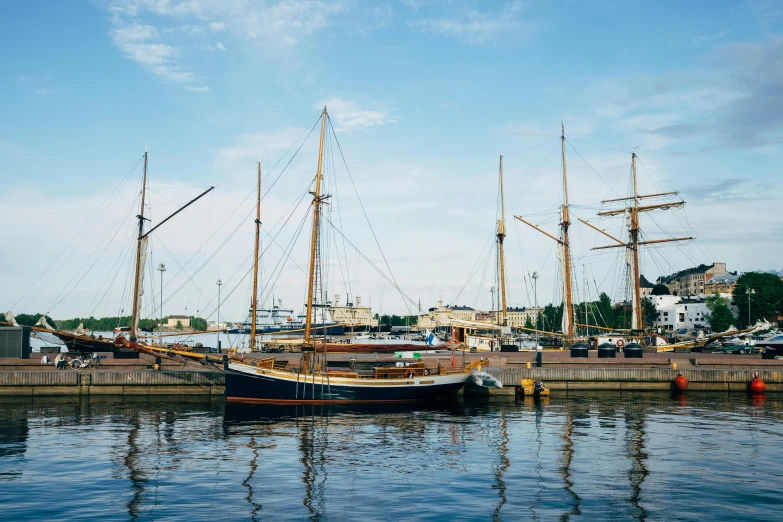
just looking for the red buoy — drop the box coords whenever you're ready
[673,374,688,392]
[750,377,766,394]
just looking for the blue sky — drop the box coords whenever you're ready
[2,1,782,322]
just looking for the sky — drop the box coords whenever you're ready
[1,0,782,324]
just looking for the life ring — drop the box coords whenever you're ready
[616,339,625,348]
[423,369,429,376]
[406,370,415,379]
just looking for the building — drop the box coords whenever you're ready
[649,294,738,331]
[652,298,711,331]
[416,300,477,329]
[656,263,729,296]
[640,275,655,296]
[704,273,741,294]
[329,295,379,327]
[417,300,542,331]
[477,307,542,328]
[167,315,191,328]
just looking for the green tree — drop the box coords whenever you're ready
[732,272,783,328]
[542,303,562,332]
[596,293,613,328]
[524,316,534,329]
[706,292,735,332]
[643,298,659,329]
[12,313,57,328]
[190,317,208,331]
[175,320,183,330]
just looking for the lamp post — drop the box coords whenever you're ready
[532,271,539,350]
[746,288,755,328]
[157,263,166,346]
[217,279,223,350]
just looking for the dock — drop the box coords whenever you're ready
[1,350,781,397]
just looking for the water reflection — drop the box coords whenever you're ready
[0,394,782,521]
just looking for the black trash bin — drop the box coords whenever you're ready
[570,342,589,358]
[597,343,617,358]
[624,343,643,358]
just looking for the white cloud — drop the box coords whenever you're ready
[317,98,396,129]
[109,20,207,89]
[104,1,346,88]
[408,0,528,44]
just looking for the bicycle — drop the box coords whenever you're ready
[69,354,101,370]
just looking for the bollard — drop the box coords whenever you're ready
[536,351,543,367]
[526,362,531,369]
[570,343,589,358]
[671,362,677,370]
[597,343,616,358]
[624,343,643,359]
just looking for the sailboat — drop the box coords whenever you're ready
[13,149,214,353]
[224,108,472,404]
[515,124,576,347]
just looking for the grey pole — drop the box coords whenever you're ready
[217,279,223,350]
[532,271,539,350]
[157,263,166,347]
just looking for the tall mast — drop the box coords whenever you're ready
[304,107,328,345]
[630,150,642,331]
[582,149,693,338]
[497,152,508,326]
[249,159,262,350]
[130,148,148,342]
[560,123,574,344]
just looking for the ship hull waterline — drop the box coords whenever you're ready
[225,362,468,404]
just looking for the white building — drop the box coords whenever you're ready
[649,294,738,331]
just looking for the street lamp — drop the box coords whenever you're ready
[157,263,166,346]
[746,288,756,328]
[217,279,223,350]
[532,271,539,351]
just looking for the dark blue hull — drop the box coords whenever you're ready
[225,370,464,404]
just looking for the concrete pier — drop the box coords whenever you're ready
[0,370,225,396]
[479,367,783,394]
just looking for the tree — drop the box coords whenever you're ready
[524,316,534,329]
[596,293,613,328]
[190,317,208,331]
[732,272,783,328]
[643,298,659,328]
[13,313,57,328]
[706,292,735,332]
[651,284,670,296]
[175,320,183,330]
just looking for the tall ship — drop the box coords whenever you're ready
[225,107,472,403]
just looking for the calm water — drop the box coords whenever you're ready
[1,393,781,521]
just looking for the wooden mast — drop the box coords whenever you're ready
[560,123,574,345]
[582,150,693,336]
[130,148,148,342]
[249,159,262,350]
[630,150,642,331]
[304,107,327,345]
[512,123,575,345]
[497,152,508,326]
